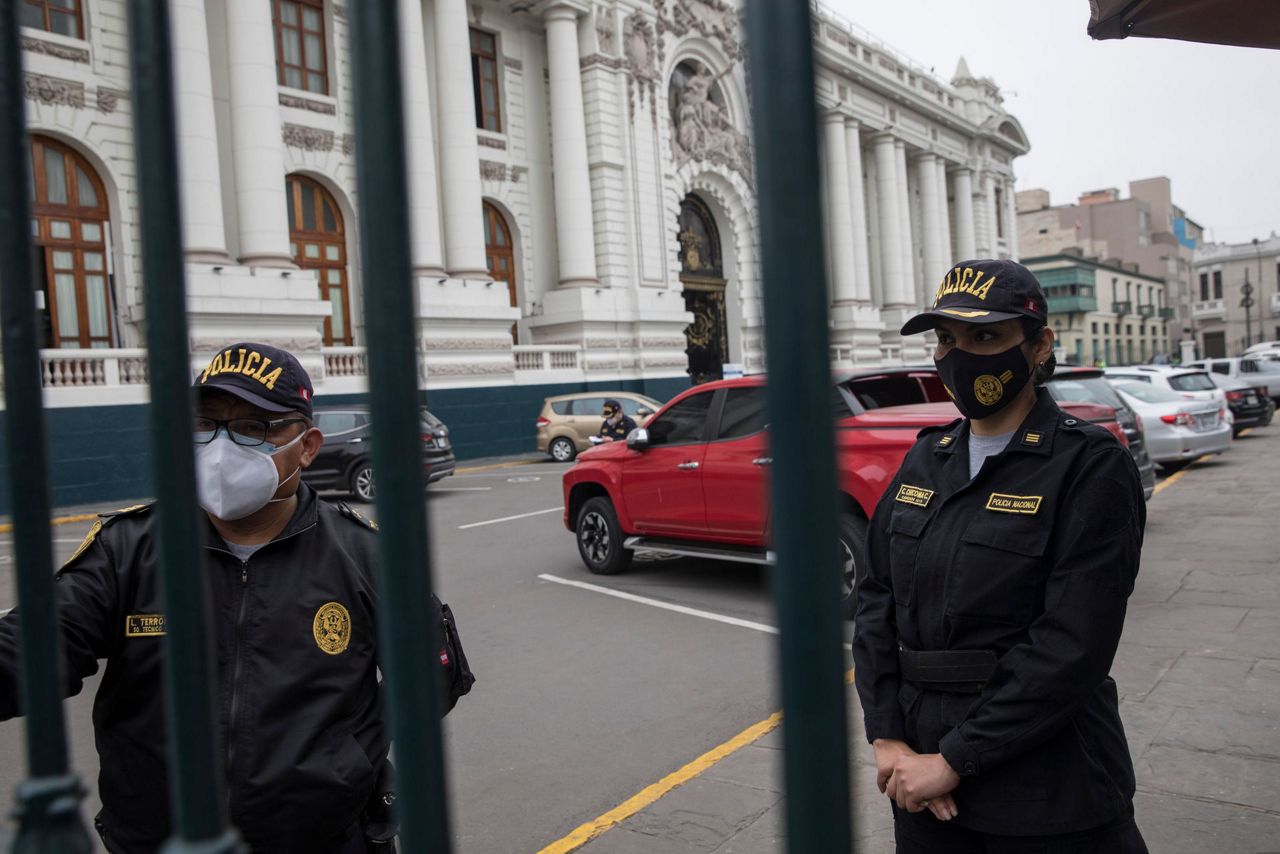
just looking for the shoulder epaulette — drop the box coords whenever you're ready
[917,417,963,440]
[61,503,152,570]
[335,502,379,532]
[98,503,154,523]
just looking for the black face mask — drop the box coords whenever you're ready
[935,340,1033,420]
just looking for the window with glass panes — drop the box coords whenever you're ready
[483,202,517,340]
[273,0,327,94]
[286,175,351,345]
[20,0,83,38]
[29,136,114,349]
[470,28,502,132]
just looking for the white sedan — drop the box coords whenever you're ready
[1111,381,1232,471]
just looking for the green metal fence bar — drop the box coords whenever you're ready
[744,1,854,851]
[0,0,95,847]
[123,0,241,849]
[349,1,453,852]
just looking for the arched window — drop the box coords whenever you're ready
[286,175,351,345]
[482,202,517,341]
[30,136,113,349]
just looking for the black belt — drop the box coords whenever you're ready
[898,645,997,694]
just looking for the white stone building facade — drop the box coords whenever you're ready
[16,0,1028,416]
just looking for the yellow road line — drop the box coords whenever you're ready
[1151,468,1188,497]
[454,458,542,474]
[0,512,99,534]
[536,712,784,854]
[539,667,854,854]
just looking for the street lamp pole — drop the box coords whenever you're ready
[1242,267,1253,350]
[1254,237,1266,343]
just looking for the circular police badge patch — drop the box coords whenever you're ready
[973,374,1004,406]
[312,602,351,655]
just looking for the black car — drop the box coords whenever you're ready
[1209,374,1275,435]
[302,406,456,501]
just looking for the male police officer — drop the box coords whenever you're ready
[596,399,637,443]
[0,343,389,853]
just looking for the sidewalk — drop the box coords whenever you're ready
[573,425,1280,853]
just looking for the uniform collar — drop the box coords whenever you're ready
[932,387,1060,457]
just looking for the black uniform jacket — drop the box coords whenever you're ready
[599,414,638,441]
[0,484,388,853]
[852,388,1146,836]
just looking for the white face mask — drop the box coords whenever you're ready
[195,430,304,521]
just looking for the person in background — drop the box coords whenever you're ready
[852,260,1149,853]
[596,399,637,443]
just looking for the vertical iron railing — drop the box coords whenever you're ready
[745,1,854,851]
[349,2,454,853]
[123,0,242,850]
[0,0,94,848]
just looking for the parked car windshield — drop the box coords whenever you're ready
[1045,375,1125,410]
[1167,372,1216,392]
[1115,382,1185,404]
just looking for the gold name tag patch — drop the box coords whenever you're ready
[125,614,167,637]
[986,493,1042,515]
[895,485,935,508]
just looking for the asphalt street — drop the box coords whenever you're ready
[0,461,787,853]
[3,429,1277,853]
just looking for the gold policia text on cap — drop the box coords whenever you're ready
[199,347,284,390]
[932,266,997,305]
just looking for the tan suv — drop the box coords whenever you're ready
[536,392,662,461]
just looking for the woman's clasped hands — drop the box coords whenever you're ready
[872,738,961,822]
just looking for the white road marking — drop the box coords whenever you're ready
[506,476,542,483]
[0,608,11,618]
[537,573,779,635]
[457,507,562,530]
[429,486,494,492]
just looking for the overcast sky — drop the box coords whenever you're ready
[822,0,1280,246]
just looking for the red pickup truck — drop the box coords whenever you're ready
[561,375,958,604]
[561,373,1132,609]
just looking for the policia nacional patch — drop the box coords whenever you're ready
[986,493,1043,515]
[313,602,352,655]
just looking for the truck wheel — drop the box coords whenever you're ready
[838,514,867,621]
[576,497,633,575]
[550,437,577,462]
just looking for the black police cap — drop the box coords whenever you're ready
[194,342,314,420]
[901,258,1049,336]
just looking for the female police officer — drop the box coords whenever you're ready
[852,259,1149,852]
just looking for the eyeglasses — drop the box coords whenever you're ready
[193,417,308,447]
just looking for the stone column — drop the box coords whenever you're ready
[988,171,998,256]
[844,119,871,302]
[872,134,908,307]
[433,0,490,277]
[823,112,857,304]
[173,0,227,261]
[953,167,977,260]
[894,141,916,306]
[915,153,945,290]
[225,0,293,266]
[984,172,1000,256]
[934,158,953,267]
[400,0,445,276]
[1005,177,1020,260]
[544,4,599,287]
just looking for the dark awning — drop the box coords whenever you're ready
[1087,0,1280,50]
